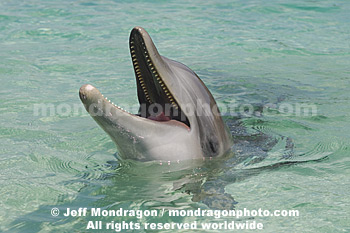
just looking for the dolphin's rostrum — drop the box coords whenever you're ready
[79,27,232,161]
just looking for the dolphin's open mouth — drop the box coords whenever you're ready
[129,28,190,128]
[79,27,191,131]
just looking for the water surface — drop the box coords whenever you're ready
[1,0,349,232]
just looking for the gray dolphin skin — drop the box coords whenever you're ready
[79,26,232,161]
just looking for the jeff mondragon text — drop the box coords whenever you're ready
[63,207,299,219]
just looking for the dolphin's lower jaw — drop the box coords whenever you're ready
[79,27,233,161]
[79,84,199,161]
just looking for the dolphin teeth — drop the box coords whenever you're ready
[130,46,134,49]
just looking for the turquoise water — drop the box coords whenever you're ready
[1,0,349,232]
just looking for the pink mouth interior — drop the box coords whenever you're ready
[147,112,171,121]
[145,110,190,131]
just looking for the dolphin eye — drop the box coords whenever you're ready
[208,139,218,154]
[200,134,220,157]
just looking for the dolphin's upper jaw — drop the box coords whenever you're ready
[129,27,191,128]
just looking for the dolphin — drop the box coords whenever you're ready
[79,26,232,161]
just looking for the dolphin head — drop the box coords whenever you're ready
[79,27,232,161]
